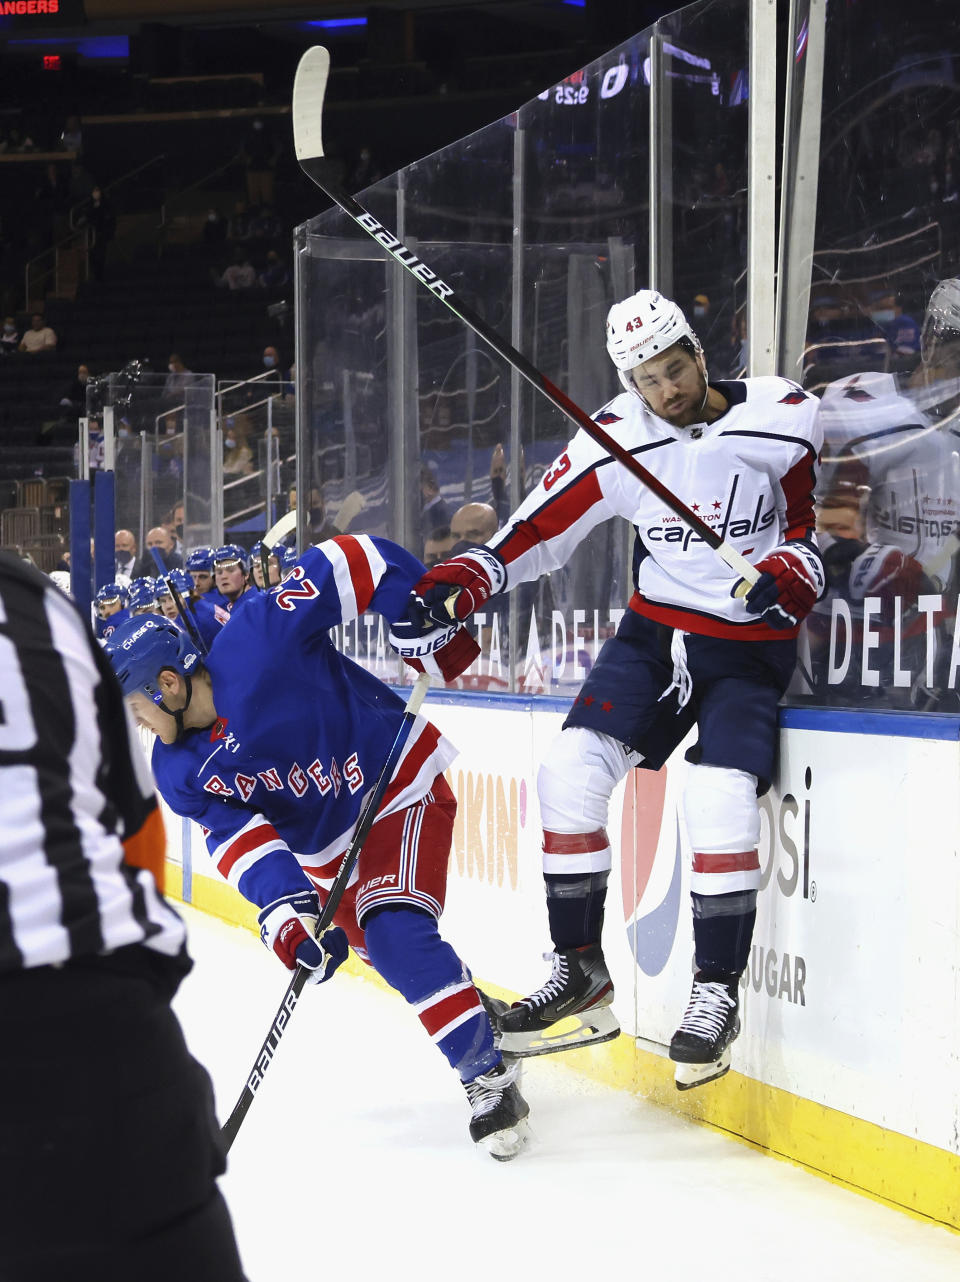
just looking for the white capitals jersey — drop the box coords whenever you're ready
[488,377,823,640]
[818,371,960,583]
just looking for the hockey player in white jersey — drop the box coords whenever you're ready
[393,290,825,1089]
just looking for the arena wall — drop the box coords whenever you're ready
[158,693,960,1231]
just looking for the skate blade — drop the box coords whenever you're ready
[480,1117,530,1162]
[498,1008,621,1058]
[673,1047,732,1091]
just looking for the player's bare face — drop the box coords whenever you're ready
[631,348,708,427]
[127,692,177,743]
[252,559,279,588]
[158,595,179,620]
[215,563,246,600]
[99,599,122,619]
[190,570,213,594]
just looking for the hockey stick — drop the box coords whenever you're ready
[292,46,759,591]
[150,547,209,657]
[220,669,432,1152]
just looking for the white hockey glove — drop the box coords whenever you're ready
[257,891,349,984]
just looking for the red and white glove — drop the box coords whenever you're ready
[848,543,928,607]
[739,543,825,630]
[409,547,507,629]
[257,891,349,985]
[388,621,480,683]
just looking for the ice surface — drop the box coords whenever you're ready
[173,904,960,1282]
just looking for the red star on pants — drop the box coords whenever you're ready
[583,695,595,706]
[601,701,613,712]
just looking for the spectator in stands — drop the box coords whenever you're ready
[133,526,183,579]
[420,464,451,540]
[84,187,116,283]
[261,345,291,387]
[59,363,91,415]
[423,525,455,568]
[162,354,192,404]
[348,145,383,191]
[866,289,921,363]
[242,118,279,208]
[164,502,185,552]
[19,313,57,354]
[223,420,254,476]
[1,317,19,357]
[202,207,227,254]
[59,114,82,156]
[217,248,256,292]
[449,501,499,552]
[258,250,290,290]
[286,484,365,541]
[115,529,138,579]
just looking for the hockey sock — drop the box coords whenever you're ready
[691,890,757,977]
[363,905,498,1081]
[545,871,609,951]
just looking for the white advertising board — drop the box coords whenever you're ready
[174,694,960,1157]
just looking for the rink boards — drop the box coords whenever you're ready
[158,696,960,1230]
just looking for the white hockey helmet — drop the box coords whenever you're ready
[920,278,960,367]
[606,289,702,395]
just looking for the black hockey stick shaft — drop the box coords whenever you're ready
[291,47,757,588]
[220,671,431,1152]
[150,548,209,657]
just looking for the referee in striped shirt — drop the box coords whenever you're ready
[0,554,246,1281]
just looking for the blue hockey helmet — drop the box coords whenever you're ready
[275,543,298,571]
[95,581,128,608]
[157,568,194,597]
[104,614,201,704]
[248,539,278,563]
[185,546,215,572]
[213,543,250,571]
[127,576,158,612]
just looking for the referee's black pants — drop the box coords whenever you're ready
[0,948,247,1282]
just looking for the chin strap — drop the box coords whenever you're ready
[157,672,193,743]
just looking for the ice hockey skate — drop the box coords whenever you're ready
[497,944,620,1057]
[669,973,741,1090]
[463,1059,529,1161]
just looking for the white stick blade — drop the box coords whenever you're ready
[263,508,298,547]
[293,45,331,161]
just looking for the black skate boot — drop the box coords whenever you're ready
[497,944,620,1058]
[669,972,741,1091]
[463,1059,530,1161]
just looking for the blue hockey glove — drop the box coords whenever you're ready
[257,891,349,985]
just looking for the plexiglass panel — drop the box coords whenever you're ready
[295,1,754,696]
[784,0,960,711]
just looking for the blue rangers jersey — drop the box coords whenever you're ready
[489,377,823,640]
[151,536,455,912]
[97,606,131,641]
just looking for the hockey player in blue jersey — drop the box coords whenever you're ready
[394,289,825,1091]
[95,581,130,641]
[157,566,228,651]
[106,534,529,1159]
[213,543,256,613]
